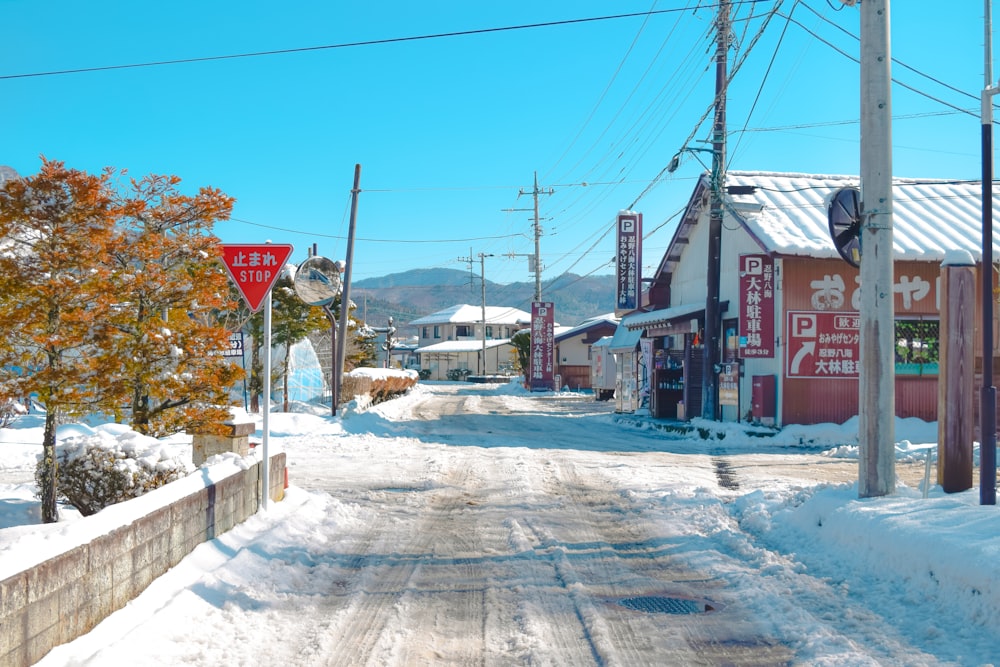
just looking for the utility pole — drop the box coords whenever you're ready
[981,0,997,505]
[857,0,896,497]
[335,164,361,416]
[703,0,729,422]
[513,172,554,302]
[459,252,494,375]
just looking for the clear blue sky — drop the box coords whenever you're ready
[0,1,988,283]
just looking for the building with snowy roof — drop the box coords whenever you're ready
[411,304,531,380]
[613,170,1000,427]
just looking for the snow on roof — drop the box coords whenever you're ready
[415,339,513,354]
[554,314,619,342]
[723,171,1000,262]
[409,304,532,327]
[621,302,705,330]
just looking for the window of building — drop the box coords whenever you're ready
[455,325,472,337]
[895,319,939,375]
[485,325,494,339]
[433,325,441,339]
[422,327,430,339]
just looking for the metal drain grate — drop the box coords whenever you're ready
[618,596,706,615]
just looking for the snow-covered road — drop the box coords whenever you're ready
[33,382,991,666]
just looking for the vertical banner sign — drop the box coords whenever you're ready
[615,211,642,315]
[530,302,555,391]
[219,244,294,312]
[739,254,775,358]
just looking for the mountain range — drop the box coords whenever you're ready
[349,268,617,332]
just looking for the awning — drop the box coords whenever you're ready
[622,302,706,330]
[608,323,644,353]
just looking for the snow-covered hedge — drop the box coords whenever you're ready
[36,427,190,516]
[340,368,418,407]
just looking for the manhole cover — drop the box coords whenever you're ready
[618,596,709,615]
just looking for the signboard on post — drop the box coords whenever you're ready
[785,310,860,379]
[530,301,555,391]
[615,211,642,315]
[218,242,293,512]
[219,244,294,312]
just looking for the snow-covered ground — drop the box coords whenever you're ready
[2,381,998,665]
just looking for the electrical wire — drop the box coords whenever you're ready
[0,2,772,80]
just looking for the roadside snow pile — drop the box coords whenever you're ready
[39,426,192,516]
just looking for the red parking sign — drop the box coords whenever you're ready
[219,244,294,312]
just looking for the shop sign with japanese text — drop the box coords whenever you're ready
[786,310,860,378]
[738,254,775,357]
[615,212,642,314]
[530,302,555,391]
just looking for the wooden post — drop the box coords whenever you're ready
[938,250,976,492]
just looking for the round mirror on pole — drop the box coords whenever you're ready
[293,256,343,306]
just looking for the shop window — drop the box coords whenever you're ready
[895,319,939,375]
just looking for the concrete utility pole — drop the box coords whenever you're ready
[516,172,554,302]
[459,252,494,375]
[703,0,729,422]
[857,0,896,497]
[335,164,361,416]
[981,0,997,505]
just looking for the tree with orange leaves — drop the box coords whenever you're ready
[0,159,119,522]
[93,172,244,437]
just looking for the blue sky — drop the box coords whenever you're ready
[0,1,988,284]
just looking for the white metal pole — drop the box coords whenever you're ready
[261,289,272,511]
[858,0,896,497]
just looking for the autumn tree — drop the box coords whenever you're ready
[93,173,244,436]
[0,159,118,522]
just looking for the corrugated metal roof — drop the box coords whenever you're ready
[724,171,1000,262]
[609,323,643,353]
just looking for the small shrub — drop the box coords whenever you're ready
[37,431,189,516]
[418,369,432,380]
[447,368,472,381]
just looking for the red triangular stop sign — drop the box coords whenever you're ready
[219,244,294,312]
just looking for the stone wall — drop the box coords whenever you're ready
[0,453,286,667]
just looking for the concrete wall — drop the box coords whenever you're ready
[0,453,286,667]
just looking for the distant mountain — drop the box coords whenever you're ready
[351,268,617,330]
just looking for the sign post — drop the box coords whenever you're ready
[220,243,293,511]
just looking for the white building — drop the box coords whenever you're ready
[412,304,531,380]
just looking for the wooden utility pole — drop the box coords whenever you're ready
[334,164,361,416]
[938,252,976,492]
[857,0,896,497]
[703,0,729,422]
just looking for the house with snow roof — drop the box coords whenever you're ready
[411,304,531,380]
[613,170,1000,426]
[553,314,618,391]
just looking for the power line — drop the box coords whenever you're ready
[227,217,525,243]
[0,3,770,81]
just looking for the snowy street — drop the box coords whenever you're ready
[21,382,998,666]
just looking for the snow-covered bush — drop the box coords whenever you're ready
[339,369,418,406]
[36,428,189,516]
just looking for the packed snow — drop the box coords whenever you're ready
[1,380,998,665]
